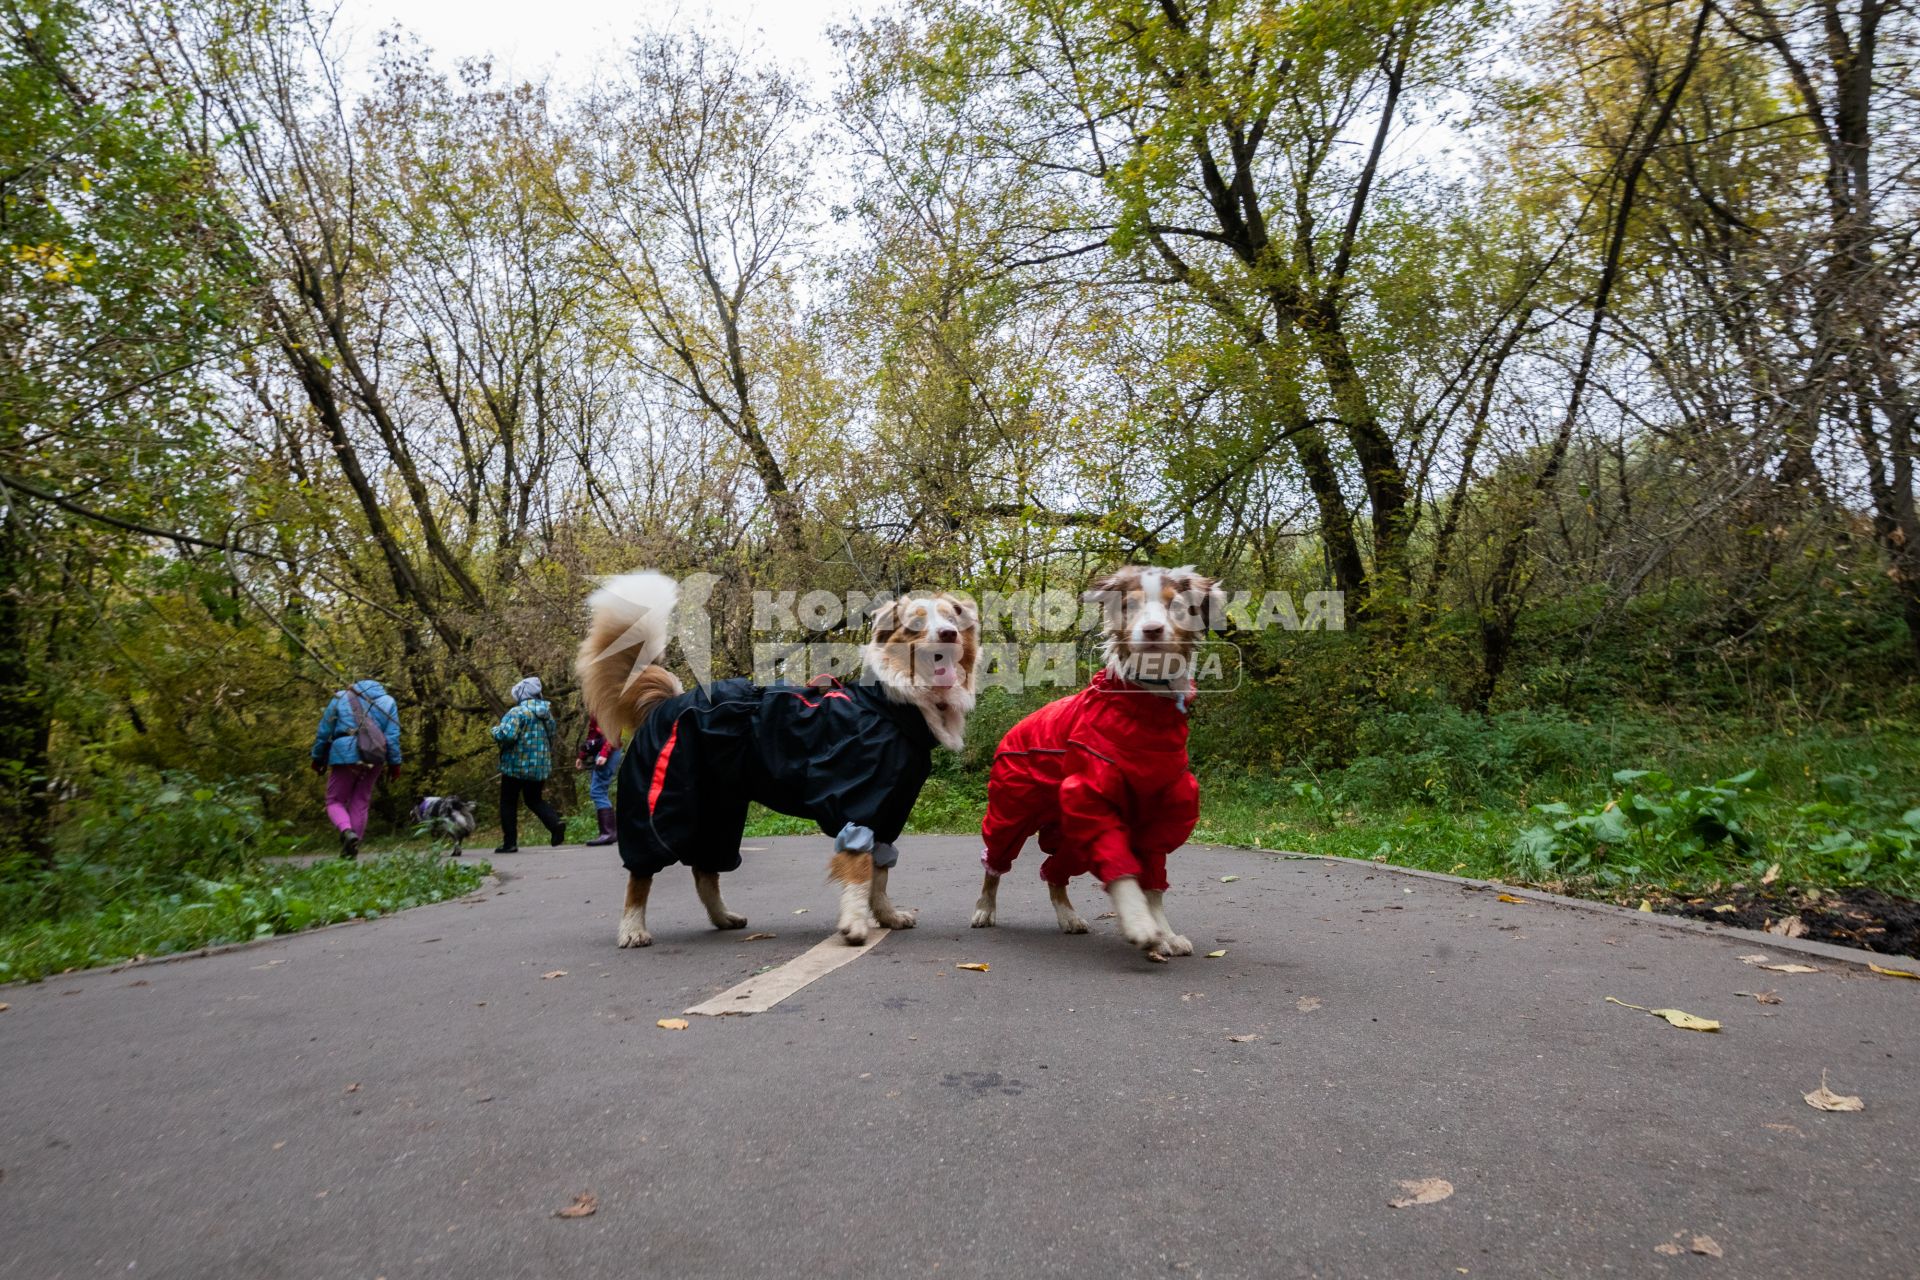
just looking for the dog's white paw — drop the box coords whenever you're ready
[617,915,652,948]
[970,901,996,928]
[1160,932,1194,956]
[1057,912,1089,934]
[876,905,918,929]
[840,917,870,946]
[710,911,748,930]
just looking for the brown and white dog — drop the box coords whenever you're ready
[972,565,1222,961]
[577,573,979,948]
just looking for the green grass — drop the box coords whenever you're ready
[735,717,1920,908]
[0,854,488,985]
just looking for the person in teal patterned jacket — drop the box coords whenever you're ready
[490,676,565,852]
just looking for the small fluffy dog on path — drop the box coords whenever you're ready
[577,572,979,948]
[971,565,1222,961]
[412,795,477,856]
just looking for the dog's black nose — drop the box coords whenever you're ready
[1140,622,1166,638]
[936,628,958,643]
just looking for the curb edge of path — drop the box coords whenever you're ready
[1225,844,1914,975]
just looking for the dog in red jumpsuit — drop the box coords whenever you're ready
[971,565,1223,961]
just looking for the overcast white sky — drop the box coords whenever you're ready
[331,0,867,89]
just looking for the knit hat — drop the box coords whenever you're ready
[510,676,543,703]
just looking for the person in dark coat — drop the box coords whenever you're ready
[575,716,620,847]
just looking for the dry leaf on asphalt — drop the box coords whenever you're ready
[1734,990,1782,1004]
[1226,1034,1259,1043]
[1205,949,1227,958]
[1761,863,1780,885]
[656,1018,689,1031]
[0,1003,9,1012]
[344,1082,360,1093]
[791,908,808,915]
[1803,1072,1863,1112]
[1654,1243,1684,1256]
[1868,962,1920,980]
[1604,997,1721,1032]
[1691,1236,1724,1258]
[1741,954,1817,973]
[1388,1178,1454,1208]
[553,1191,597,1219]
[1764,916,1808,939]
[955,963,989,972]
[1497,894,1526,904]
[540,970,568,980]
[744,932,777,941]
[1219,875,1240,883]
[1297,996,1322,1013]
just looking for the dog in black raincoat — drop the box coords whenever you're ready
[576,573,979,947]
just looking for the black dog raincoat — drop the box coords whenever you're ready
[615,677,936,879]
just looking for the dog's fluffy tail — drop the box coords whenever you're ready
[576,571,685,743]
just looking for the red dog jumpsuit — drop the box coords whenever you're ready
[980,671,1200,892]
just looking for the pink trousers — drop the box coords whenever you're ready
[325,765,379,837]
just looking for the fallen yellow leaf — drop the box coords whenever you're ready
[1637,899,1653,912]
[1219,875,1240,883]
[955,963,989,972]
[1710,904,1737,914]
[744,932,777,941]
[1388,1177,1454,1208]
[553,1191,598,1219]
[1761,862,1780,885]
[1764,916,1808,938]
[540,969,568,980]
[1604,996,1721,1032]
[1497,894,1526,904]
[1868,962,1919,980]
[1804,1071,1863,1112]
[1760,962,1818,974]
[1691,1236,1723,1258]
[1205,949,1227,958]
[656,1018,689,1031]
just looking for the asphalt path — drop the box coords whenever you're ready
[2,837,1915,1279]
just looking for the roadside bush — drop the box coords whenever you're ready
[1339,705,1606,809]
[0,769,294,931]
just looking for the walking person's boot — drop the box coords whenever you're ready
[585,807,616,847]
[340,829,360,859]
[548,819,567,847]
[495,805,518,854]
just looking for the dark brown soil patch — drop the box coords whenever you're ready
[1661,887,1920,959]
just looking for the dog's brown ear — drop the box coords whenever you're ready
[947,593,980,632]
[1169,566,1227,632]
[1082,565,1142,604]
[868,595,905,642]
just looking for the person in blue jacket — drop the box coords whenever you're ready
[310,679,402,858]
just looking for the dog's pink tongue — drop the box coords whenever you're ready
[928,664,957,687]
